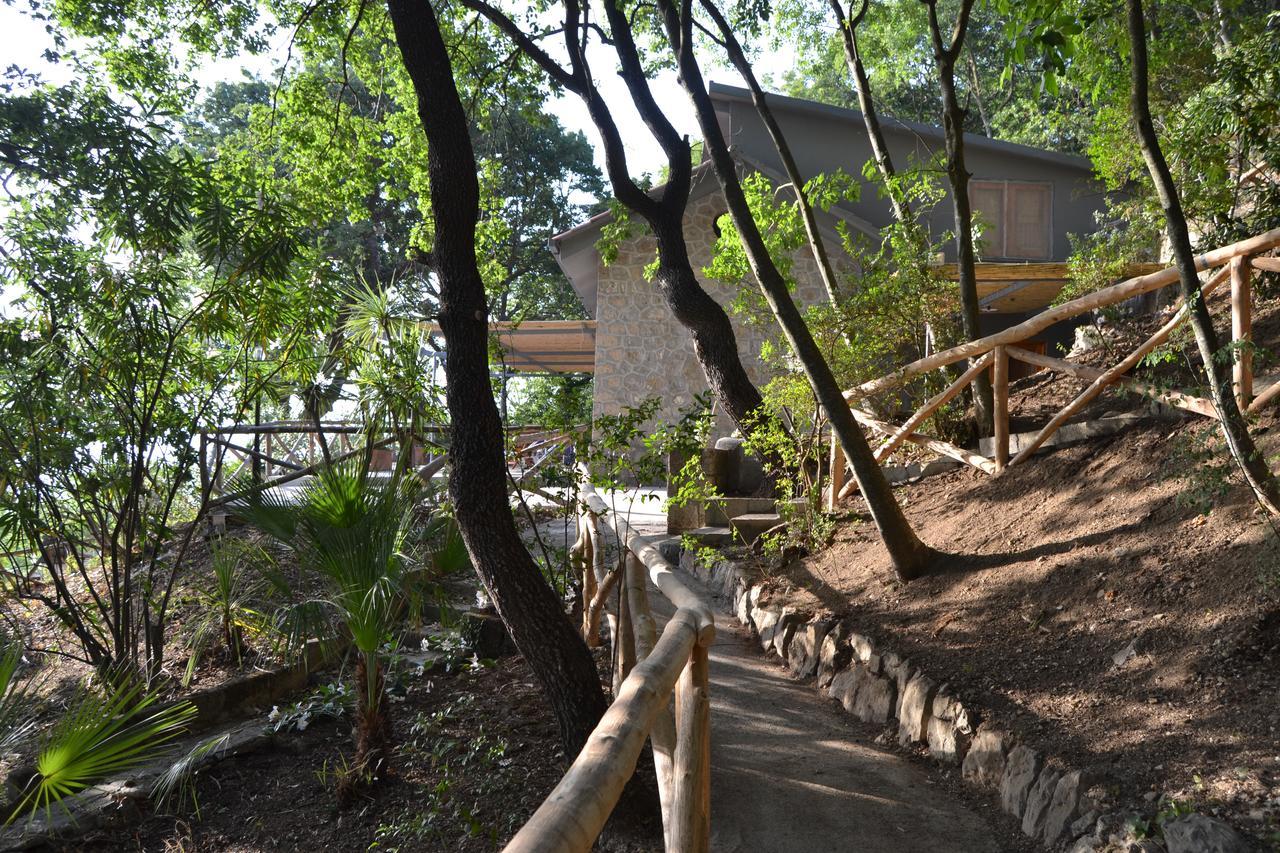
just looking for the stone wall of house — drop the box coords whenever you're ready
[593,188,829,440]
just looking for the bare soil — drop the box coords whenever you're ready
[756,294,1280,847]
[52,649,657,852]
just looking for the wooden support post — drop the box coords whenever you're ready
[873,351,994,463]
[671,642,711,853]
[826,426,845,512]
[1231,256,1253,409]
[1007,265,1232,467]
[626,552,675,849]
[613,554,636,697]
[198,432,209,496]
[580,516,598,646]
[992,346,1010,471]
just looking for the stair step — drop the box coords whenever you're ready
[729,513,783,545]
[686,526,734,547]
[705,496,780,525]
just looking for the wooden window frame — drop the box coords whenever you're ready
[970,179,1054,261]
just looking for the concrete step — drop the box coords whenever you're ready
[686,526,734,547]
[729,513,783,546]
[705,496,780,526]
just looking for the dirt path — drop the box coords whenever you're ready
[651,574,1000,853]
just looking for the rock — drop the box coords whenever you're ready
[851,672,897,724]
[1070,810,1099,841]
[1000,745,1043,817]
[1043,769,1092,846]
[1113,637,1141,667]
[771,610,803,660]
[849,632,876,665]
[751,604,780,651]
[816,623,851,689]
[1162,815,1249,853]
[1022,766,1063,838]
[788,619,832,679]
[828,668,858,706]
[961,729,1009,788]
[927,692,974,764]
[734,582,753,629]
[881,653,915,720]
[897,673,937,746]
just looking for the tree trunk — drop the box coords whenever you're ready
[661,0,938,580]
[925,0,992,434]
[384,0,609,756]
[1126,0,1280,515]
[830,0,912,224]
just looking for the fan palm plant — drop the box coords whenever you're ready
[234,462,419,775]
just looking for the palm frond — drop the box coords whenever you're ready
[149,732,231,817]
[8,683,197,824]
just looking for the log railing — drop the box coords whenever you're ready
[503,470,715,853]
[834,227,1280,495]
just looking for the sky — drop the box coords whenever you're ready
[0,2,796,182]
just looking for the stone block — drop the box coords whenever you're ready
[772,610,804,660]
[849,632,876,665]
[1162,815,1249,853]
[734,583,754,629]
[751,605,781,652]
[827,668,858,706]
[788,619,832,679]
[729,513,783,547]
[897,673,937,746]
[927,691,975,764]
[1042,769,1091,847]
[816,623,851,689]
[961,729,1010,788]
[1021,766,1063,838]
[851,672,897,724]
[1000,745,1043,817]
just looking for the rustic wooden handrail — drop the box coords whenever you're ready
[504,471,715,853]
[848,227,1280,401]
[829,227,1280,486]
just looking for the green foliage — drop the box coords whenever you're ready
[372,695,516,849]
[507,375,593,428]
[8,681,197,823]
[149,732,232,817]
[0,640,35,754]
[182,538,276,685]
[267,682,349,734]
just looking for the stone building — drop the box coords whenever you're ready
[549,83,1110,439]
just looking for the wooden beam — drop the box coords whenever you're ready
[1251,256,1280,273]
[934,261,1166,282]
[850,228,1280,400]
[873,352,993,463]
[992,346,1010,471]
[1247,372,1280,414]
[502,609,701,853]
[840,407,996,498]
[1231,256,1253,409]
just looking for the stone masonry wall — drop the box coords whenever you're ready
[592,188,829,440]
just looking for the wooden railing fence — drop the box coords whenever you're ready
[502,469,714,853]
[830,227,1280,500]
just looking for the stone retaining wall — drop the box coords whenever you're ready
[682,552,1252,853]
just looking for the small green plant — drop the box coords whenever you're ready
[183,538,276,686]
[150,732,232,817]
[1163,422,1236,515]
[267,682,349,734]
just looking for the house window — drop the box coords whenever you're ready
[970,180,1053,260]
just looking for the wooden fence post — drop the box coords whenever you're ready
[671,642,711,853]
[626,552,676,849]
[1231,256,1253,410]
[826,426,845,512]
[992,346,1010,471]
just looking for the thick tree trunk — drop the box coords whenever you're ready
[925,0,992,434]
[661,0,938,580]
[1126,0,1280,515]
[384,0,608,756]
